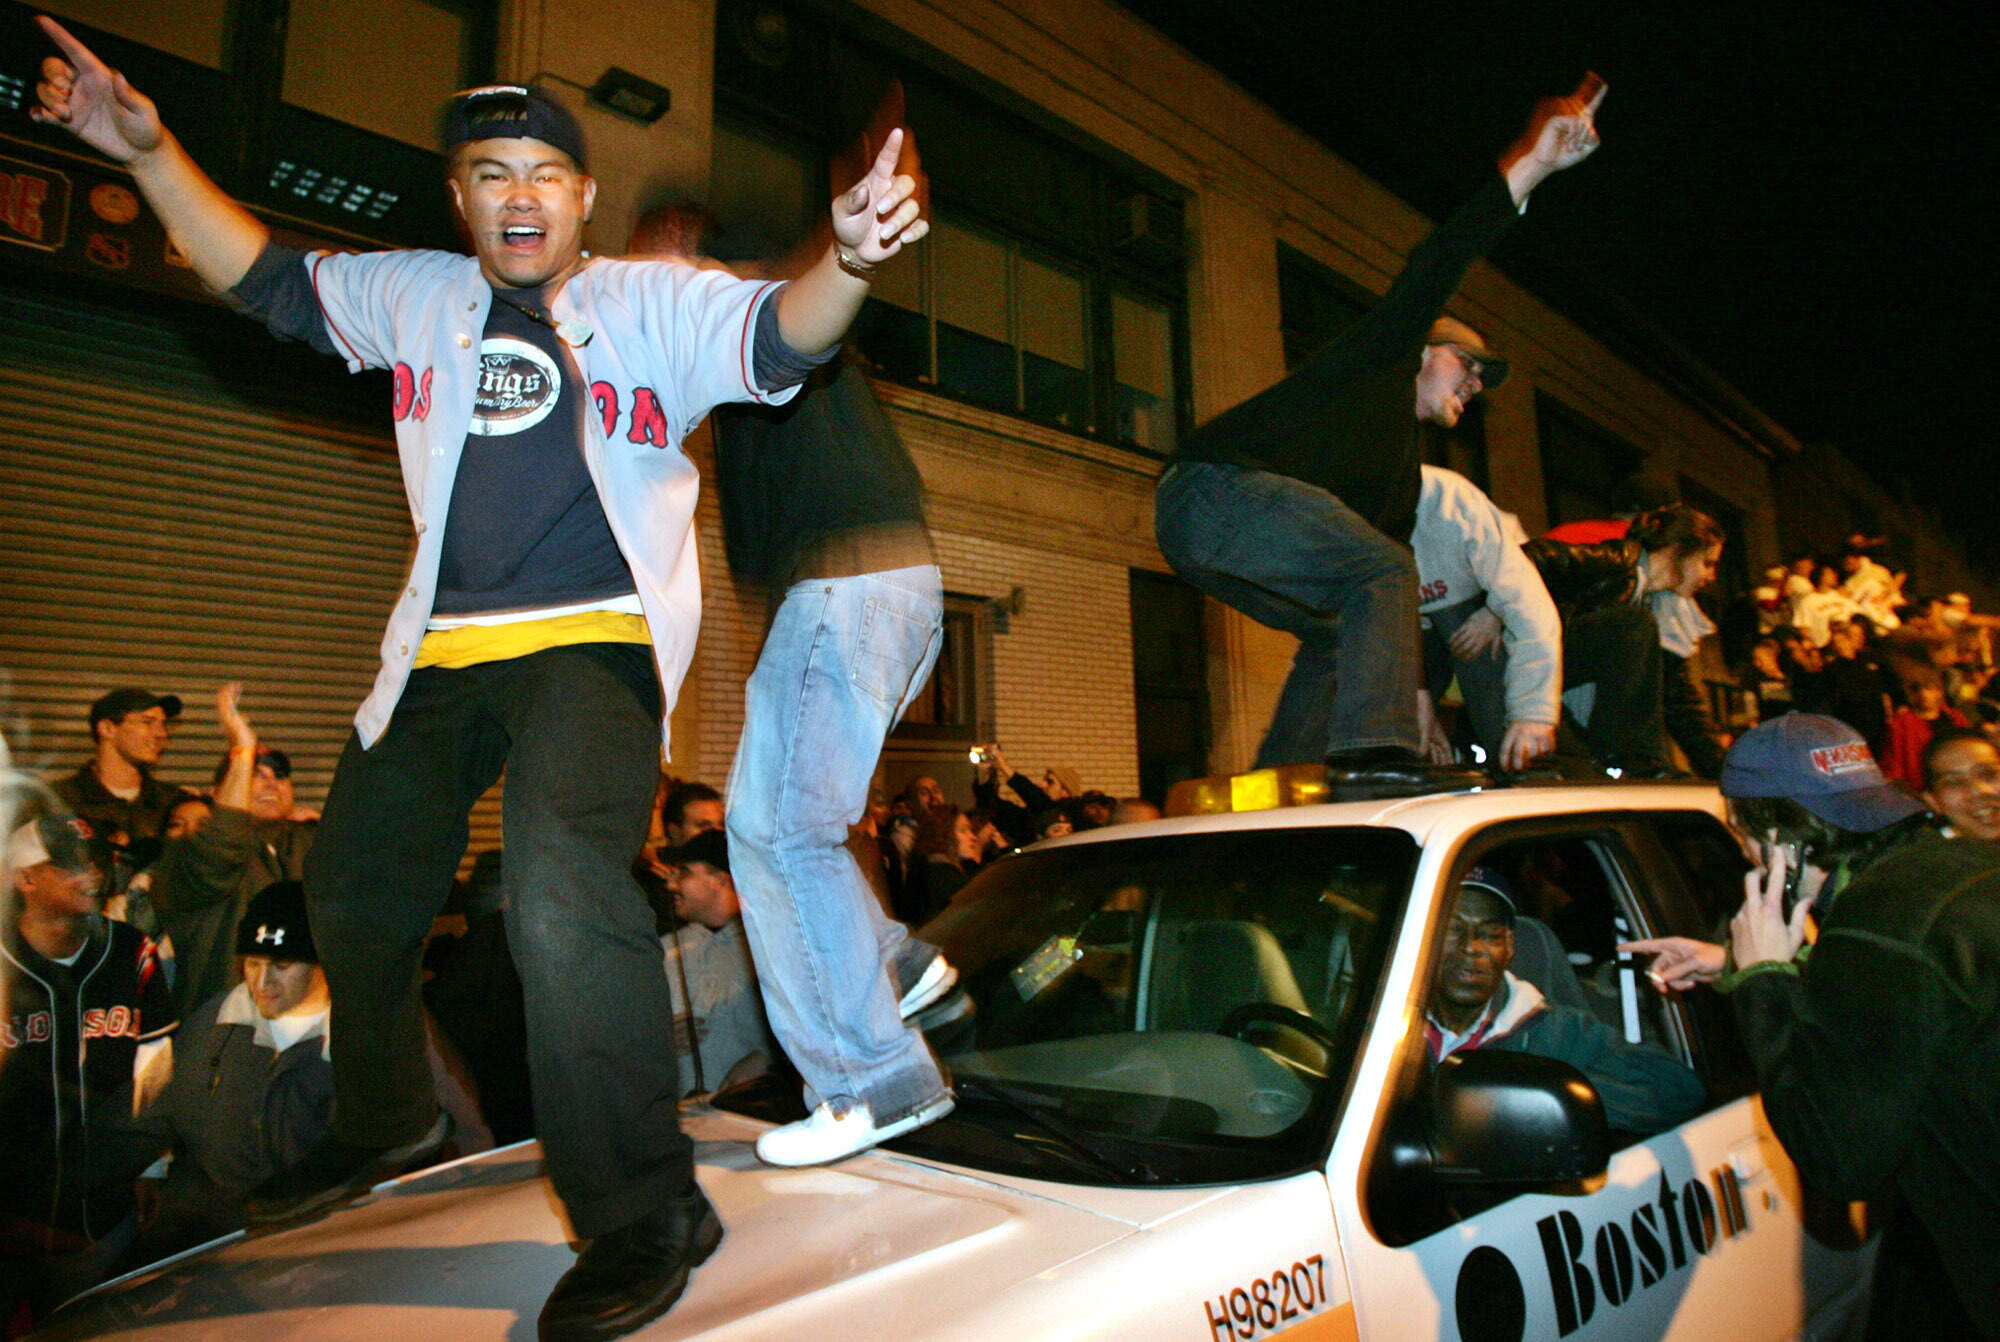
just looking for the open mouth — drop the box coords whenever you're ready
[502,224,547,251]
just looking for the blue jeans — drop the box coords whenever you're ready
[1155,460,1420,765]
[306,644,688,1239]
[726,566,948,1120]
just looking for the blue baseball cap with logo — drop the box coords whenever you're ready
[1457,864,1517,922]
[1719,713,1923,833]
[444,84,587,171]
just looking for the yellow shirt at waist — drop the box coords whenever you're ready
[414,610,652,669]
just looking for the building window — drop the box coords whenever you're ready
[1113,291,1176,452]
[1277,241,1371,372]
[1421,406,1490,495]
[282,0,487,153]
[1537,393,1643,527]
[862,215,1095,432]
[711,0,1187,454]
[709,119,820,252]
[23,0,494,250]
[33,0,230,68]
[892,596,989,744]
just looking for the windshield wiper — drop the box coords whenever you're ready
[952,1075,1162,1184]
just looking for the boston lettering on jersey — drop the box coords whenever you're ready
[2,1005,144,1049]
[390,361,675,448]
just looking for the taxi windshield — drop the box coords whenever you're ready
[892,825,1418,1184]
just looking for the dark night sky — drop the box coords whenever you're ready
[1114,2,2000,565]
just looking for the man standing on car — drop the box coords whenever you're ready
[36,17,928,1337]
[1153,76,1604,794]
[627,194,959,1165]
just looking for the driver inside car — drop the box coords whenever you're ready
[1425,868,1706,1135]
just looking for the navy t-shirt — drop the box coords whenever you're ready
[431,288,633,616]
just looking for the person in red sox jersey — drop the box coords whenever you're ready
[1,815,176,1330]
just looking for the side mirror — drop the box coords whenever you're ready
[1430,1050,1609,1184]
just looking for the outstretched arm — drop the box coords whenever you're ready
[1500,72,1608,207]
[1620,936,1728,992]
[776,127,929,355]
[33,16,267,290]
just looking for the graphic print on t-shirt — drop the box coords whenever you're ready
[472,335,562,436]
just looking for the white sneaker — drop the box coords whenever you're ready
[897,955,959,1019]
[755,1095,955,1167]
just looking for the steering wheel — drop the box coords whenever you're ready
[1218,1003,1340,1059]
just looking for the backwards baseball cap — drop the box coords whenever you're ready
[1457,864,1517,923]
[212,744,292,786]
[89,687,182,730]
[6,815,105,874]
[1426,315,1509,390]
[1720,712,1925,833]
[236,880,318,962]
[444,84,587,171]
[666,827,730,874]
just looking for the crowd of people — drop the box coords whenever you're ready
[0,677,1147,1331]
[1739,543,2000,788]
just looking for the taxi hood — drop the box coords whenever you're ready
[47,1110,1220,1340]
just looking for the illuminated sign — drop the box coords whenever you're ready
[0,152,71,252]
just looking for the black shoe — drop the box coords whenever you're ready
[539,1186,724,1341]
[242,1112,451,1229]
[1324,747,1489,800]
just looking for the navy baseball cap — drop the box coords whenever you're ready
[237,880,318,962]
[1720,713,1924,833]
[88,687,182,729]
[445,84,587,171]
[1457,864,1517,922]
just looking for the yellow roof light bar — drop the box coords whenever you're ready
[1165,763,1332,817]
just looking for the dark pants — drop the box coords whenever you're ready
[1562,604,1667,773]
[305,644,688,1238]
[1422,598,1510,760]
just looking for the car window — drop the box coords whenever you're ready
[898,826,1419,1185]
[1652,810,1751,933]
[1459,830,1686,1062]
[1640,811,1759,1099]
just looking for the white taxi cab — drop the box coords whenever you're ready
[50,771,1874,1340]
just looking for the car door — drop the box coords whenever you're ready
[1326,806,1874,1341]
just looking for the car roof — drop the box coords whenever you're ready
[1031,779,1726,848]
